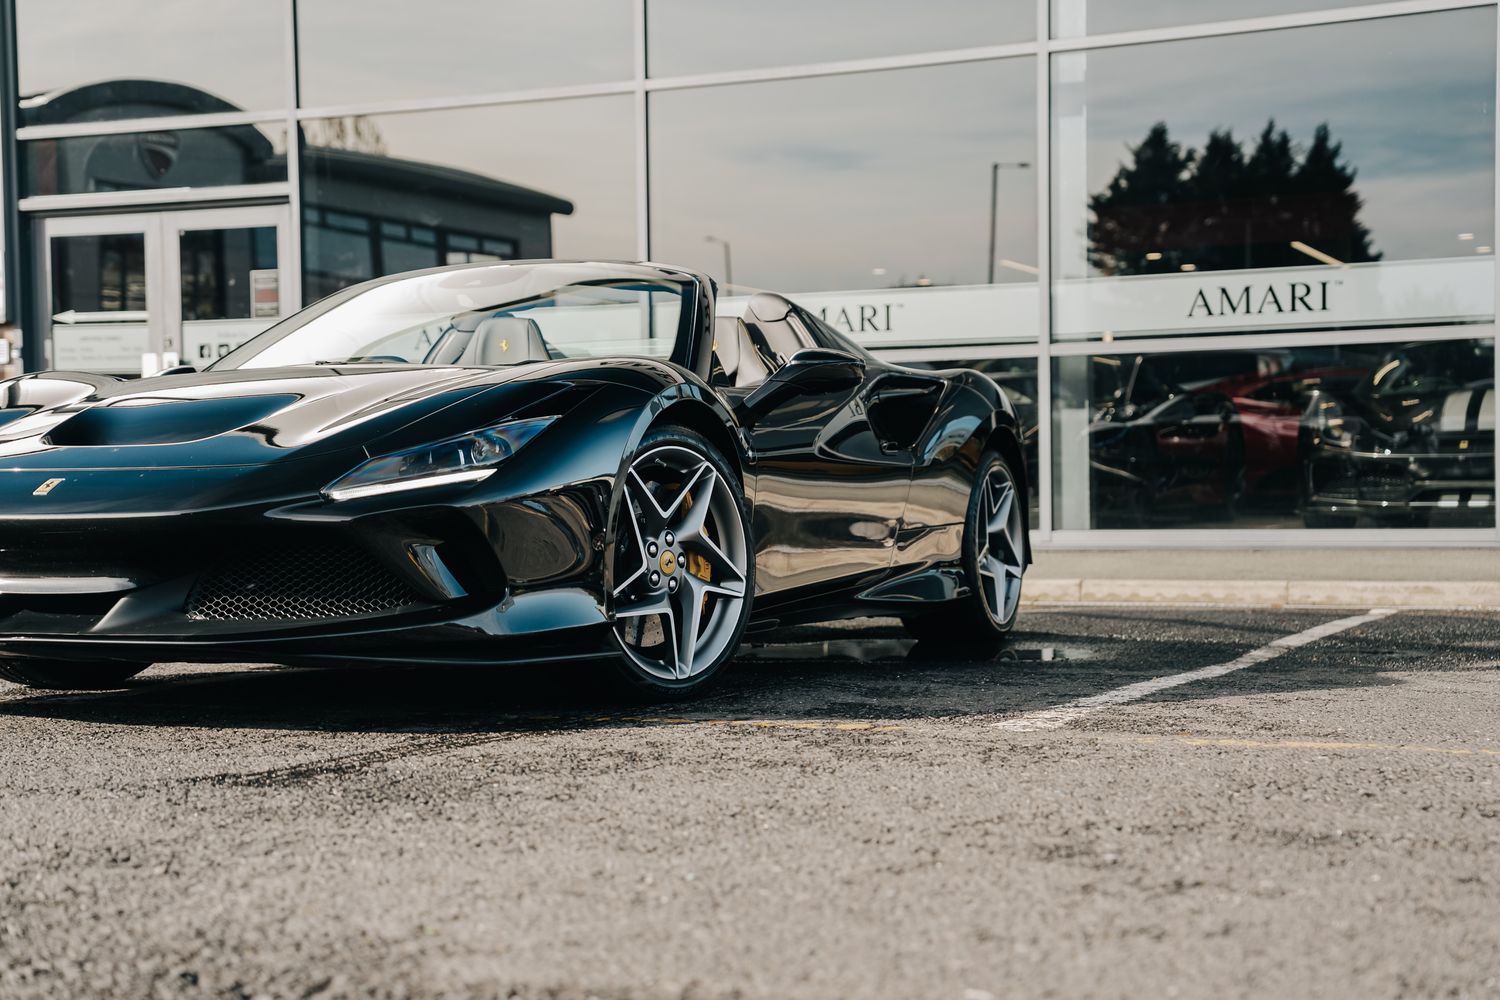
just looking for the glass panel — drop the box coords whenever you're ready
[17,0,284,126]
[1051,9,1496,342]
[1051,0,1379,38]
[180,226,281,367]
[297,0,633,106]
[48,233,149,374]
[649,0,1034,77]
[1051,339,1496,529]
[300,99,635,303]
[23,124,288,198]
[898,356,1041,528]
[650,61,1038,349]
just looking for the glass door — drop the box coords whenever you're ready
[40,216,162,376]
[38,205,293,376]
[167,206,294,369]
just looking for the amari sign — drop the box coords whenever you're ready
[1054,257,1494,340]
[1186,280,1331,319]
[737,257,1492,349]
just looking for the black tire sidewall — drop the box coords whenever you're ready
[607,426,754,697]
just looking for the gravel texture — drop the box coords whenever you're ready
[1,607,1497,999]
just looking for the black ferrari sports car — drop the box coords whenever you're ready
[0,261,1029,695]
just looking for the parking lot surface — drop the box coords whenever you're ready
[1,607,1497,999]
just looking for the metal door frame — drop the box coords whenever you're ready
[35,213,165,373]
[35,204,294,374]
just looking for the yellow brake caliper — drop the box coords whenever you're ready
[679,491,713,582]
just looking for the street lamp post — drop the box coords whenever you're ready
[704,235,733,290]
[988,161,1031,284]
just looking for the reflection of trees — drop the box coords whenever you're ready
[1088,121,1379,276]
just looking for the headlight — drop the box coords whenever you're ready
[323,416,556,502]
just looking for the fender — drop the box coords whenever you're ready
[594,364,751,616]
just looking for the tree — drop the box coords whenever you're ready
[1086,123,1196,275]
[1087,120,1379,276]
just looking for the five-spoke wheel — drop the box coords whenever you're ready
[609,429,753,692]
[902,450,1025,643]
[975,461,1025,627]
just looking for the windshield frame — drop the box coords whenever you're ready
[208,260,709,374]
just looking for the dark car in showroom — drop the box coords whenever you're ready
[1300,339,1495,526]
[0,261,1030,696]
[1081,355,1244,527]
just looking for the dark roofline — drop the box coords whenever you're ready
[297,146,575,216]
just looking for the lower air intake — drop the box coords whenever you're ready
[186,541,423,622]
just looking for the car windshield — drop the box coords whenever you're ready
[212,262,691,371]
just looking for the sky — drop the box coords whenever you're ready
[1054,7,1496,277]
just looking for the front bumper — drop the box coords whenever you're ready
[1303,445,1495,521]
[0,477,617,666]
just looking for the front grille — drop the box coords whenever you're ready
[1315,468,1408,502]
[186,541,423,622]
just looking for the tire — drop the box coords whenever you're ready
[903,450,1025,645]
[0,659,150,690]
[607,426,754,698]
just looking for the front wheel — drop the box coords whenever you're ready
[608,428,754,697]
[0,659,150,690]
[903,451,1025,644]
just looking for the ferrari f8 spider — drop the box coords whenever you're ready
[0,261,1029,695]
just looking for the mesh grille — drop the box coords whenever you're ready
[1316,471,1407,501]
[186,541,423,622]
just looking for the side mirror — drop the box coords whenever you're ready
[738,348,865,426]
[153,364,198,377]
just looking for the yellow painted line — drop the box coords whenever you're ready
[1128,734,1500,758]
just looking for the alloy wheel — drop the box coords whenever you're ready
[611,444,749,681]
[976,463,1025,625]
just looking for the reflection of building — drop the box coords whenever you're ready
[23,80,574,302]
[301,147,572,300]
[0,1,1495,549]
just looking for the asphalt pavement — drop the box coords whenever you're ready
[1,606,1498,999]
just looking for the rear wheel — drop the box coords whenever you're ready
[608,428,754,697]
[0,659,150,690]
[903,451,1025,644]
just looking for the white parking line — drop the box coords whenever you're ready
[993,608,1399,733]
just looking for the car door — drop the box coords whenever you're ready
[711,294,912,601]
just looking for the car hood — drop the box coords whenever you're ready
[0,363,579,471]
[1350,381,1496,437]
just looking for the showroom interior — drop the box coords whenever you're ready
[0,0,1493,548]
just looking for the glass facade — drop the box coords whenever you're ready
[649,59,1037,347]
[6,1,1498,543]
[1052,9,1496,342]
[299,99,635,299]
[15,0,285,126]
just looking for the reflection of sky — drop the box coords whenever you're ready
[346,97,638,260]
[1051,0,1377,37]
[1055,8,1496,275]
[297,0,632,107]
[649,0,1033,77]
[17,0,283,108]
[650,60,1037,292]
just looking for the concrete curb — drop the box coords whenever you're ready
[1022,578,1500,610]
